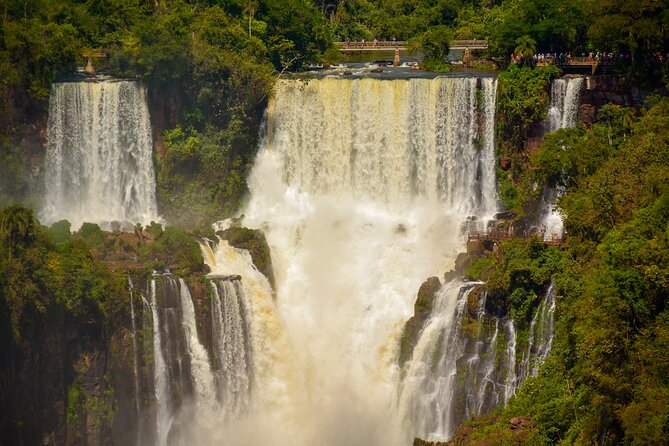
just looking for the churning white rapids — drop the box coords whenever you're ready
[200,77,500,445]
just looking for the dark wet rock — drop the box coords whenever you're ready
[208,274,242,281]
[413,438,448,446]
[398,276,441,365]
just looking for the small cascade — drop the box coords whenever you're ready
[399,280,482,440]
[539,184,567,241]
[128,278,142,446]
[476,319,500,413]
[480,77,499,218]
[42,80,158,228]
[200,239,301,443]
[401,277,559,441]
[547,77,585,132]
[518,281,558,381]
[502,319,517,405]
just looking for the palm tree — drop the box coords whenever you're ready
[514,35,537,63]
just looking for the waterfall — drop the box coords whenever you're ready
[502,319,517,405]
[200,239,302,443]
[547,77,585,132]
[263,77,498,220]
[399,280,481,440]
[42,80,158,228]
[400,277,560,442]
[476,319,500,413]
[178,278,217,407]
[233,76,500,444]
[480,77,499,219]
[399,280,526,441]
[540,77,585,240]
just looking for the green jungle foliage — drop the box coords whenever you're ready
[0,2,668,442]
[459,98,669,445]
[326,0,668,64]
[495,63,560,212]
[0,206,127,343]
[0,206,210,345]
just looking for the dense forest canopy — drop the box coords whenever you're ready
[2,0,668,129]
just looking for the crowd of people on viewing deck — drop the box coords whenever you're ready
[512,51,669,65]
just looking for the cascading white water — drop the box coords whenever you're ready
[136,76,499,445]
[399,280,526,441]
[399,280,480,440]
[477,319,500,412]
[201,240,301,443]
[178,278,217,407]
[502,319,517,404]
[541,77,585,239]
[128,279,142,446]
[547,77,585,132]
[224,76,500,445]
[264,77,498,220]
[42,80,158,228]
[209,278,252,417]
[480,78,499,217]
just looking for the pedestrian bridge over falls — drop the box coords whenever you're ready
[335,39,489,51]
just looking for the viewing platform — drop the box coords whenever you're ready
[537,56,614,75]
[467,230,564,247]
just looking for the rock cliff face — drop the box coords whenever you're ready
[1,305,121,446]
[400,236,558,443]
[580,75,644,121]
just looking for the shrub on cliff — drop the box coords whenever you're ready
[0,206,126,342]
[137,225,205,276]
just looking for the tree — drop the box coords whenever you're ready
[514,34,536,60]
[0,205,36,259]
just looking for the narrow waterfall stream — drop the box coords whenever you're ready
[541,77,585,239]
